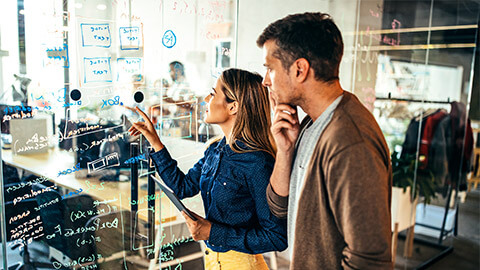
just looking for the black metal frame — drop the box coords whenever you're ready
[147,147,155,259]
[129,143,157,261]
[406,183,458,269]
[397,232,454,270]
[130,143,139,246]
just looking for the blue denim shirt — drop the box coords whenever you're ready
[150,137,287,254]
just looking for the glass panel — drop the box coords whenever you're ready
[0,0,238,269]
[348,0,479,268]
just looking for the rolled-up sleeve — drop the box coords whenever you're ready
[266,183,288,219]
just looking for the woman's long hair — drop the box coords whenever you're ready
[219,68,276,157]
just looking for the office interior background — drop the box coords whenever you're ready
[0,0,479,269]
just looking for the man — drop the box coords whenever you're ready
[257,12,393,269]
[165,61,192,102]
[163,61,195,138]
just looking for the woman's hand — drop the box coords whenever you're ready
[181,211,211,241]
[128,107,164,152]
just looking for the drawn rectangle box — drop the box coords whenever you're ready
[80,23,111,48]
[10,118,48,155]
[84,57,112,83]
[87,153,120,173]
[119,26,141,50]
[91,159,106,171]
[117,58,142,82]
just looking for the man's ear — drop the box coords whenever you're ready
[293,58,310,83]
[228,101,239,115]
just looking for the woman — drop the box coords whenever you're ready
[129,68,287,269]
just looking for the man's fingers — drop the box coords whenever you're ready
[274,111,298,125]
[274,104,296,115]
[271,120,296,133]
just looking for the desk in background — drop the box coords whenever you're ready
[2,138,207,223]
[1,137,208,268]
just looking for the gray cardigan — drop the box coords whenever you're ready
[267,91,393,269]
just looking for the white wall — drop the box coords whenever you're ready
[0,0,20,98]
[236,0,329,74]
[235,0,359,93]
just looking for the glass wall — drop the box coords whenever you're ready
[0,0,237,269]
[344,1,478,268]
[0,0,478,269]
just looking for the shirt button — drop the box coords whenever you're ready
[223,182,226,186]
[207,192,209,194]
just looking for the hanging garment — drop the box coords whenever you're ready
[419,109,448,169]
[401,117,424,158]
[429,115,451,187]
[429,102,474,192]
[449,102,474,190]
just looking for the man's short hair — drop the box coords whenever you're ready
[169,61,185,76]
[257,12,343,82]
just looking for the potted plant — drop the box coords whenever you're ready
[391,151,437,205]
[390,150,438,258]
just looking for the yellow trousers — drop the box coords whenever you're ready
[204,247,269,270]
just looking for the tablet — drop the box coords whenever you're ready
[151,175,198,221]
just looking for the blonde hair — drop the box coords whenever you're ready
[218,68,276,157]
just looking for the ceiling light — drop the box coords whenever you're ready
[97,4,107,11]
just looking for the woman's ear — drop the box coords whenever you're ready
[228,101,239,115]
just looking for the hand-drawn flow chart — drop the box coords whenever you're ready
[3,1,231,269]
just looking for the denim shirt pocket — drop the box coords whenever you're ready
[211,173,244,206]
[215,174,243,190]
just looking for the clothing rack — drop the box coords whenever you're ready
[379,93,462,269]
[375,94,451,104]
